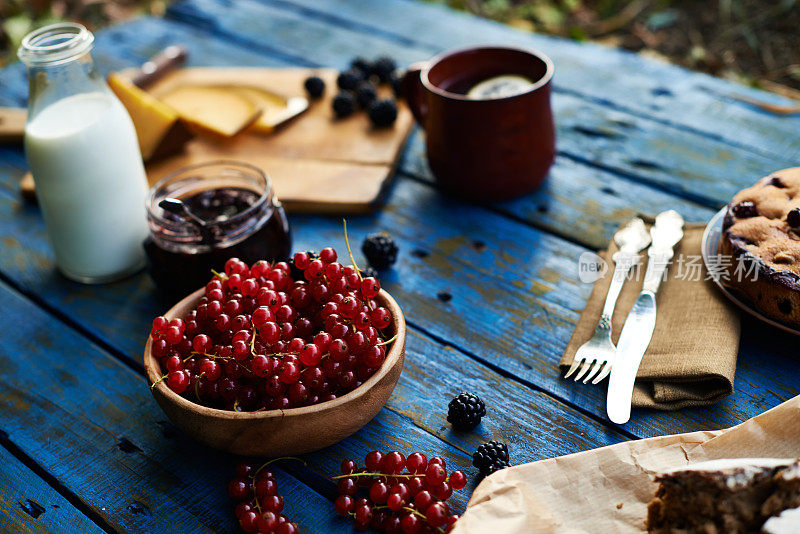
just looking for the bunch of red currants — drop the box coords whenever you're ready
[149,248,394,411]
[334,450,465,532]
[229,461,298,534]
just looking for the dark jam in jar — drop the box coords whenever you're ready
[145,162,291,297]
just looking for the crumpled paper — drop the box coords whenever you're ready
[453,396,800,533]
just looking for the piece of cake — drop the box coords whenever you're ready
[718,168,800,327]
[646,458,800,533]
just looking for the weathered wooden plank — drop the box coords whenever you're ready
[401,133,714,250]
[0,446,106,534]
[257,0,800,162]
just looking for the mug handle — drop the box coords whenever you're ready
[402,62,429,125]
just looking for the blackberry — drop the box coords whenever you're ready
[472,440,510,477]
[350,57,373,78]
[788,208,800,228]
[359,266,379,280]
[332,92,356,118]
[303,76,325,99]
[447,392,486,430]
[362,232,398,270]
[372,56,397,83]
[356,82,378,109]
[368,99,398,128]
[288,250,317,280]
[336,69,363,91]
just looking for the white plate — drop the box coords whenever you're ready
[701,207,800,335]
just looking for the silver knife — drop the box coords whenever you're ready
[606,210,684,424]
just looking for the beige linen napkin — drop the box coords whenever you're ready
[559,224,741,409]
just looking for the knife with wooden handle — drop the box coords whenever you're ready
[606,210,684,425]
[1,45,187,146]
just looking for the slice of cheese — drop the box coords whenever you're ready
[234,86,308,134]
[157,85,262,138]
[107,73,193,161]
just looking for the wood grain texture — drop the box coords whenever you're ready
[259,0,800,162]
[0,446,106,534]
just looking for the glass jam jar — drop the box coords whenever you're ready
[145,161,291,296]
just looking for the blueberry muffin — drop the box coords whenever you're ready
[718,167,800,327]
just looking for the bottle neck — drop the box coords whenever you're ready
[19,23,107,120]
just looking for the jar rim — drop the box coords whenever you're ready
[147,160,272,233]
[18,22,94,66]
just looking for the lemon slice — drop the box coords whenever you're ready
[466,75,534,100]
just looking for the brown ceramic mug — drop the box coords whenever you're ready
[403,46,555,202]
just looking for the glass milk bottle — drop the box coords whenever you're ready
[18,23,149,283]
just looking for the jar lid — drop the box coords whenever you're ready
[18,22,94,67]
[146,160,274,249]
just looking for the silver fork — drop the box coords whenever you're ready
[565,218,651,384]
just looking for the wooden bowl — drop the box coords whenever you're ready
[143,288,406,456]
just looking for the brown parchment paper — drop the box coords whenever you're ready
[453,395,800,533]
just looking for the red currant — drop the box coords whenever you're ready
[319,247,337,263]
[167,371,189,393]
[365,450,384,471]
[426,502,449,528]
[293,251,311,269]
[449,470,467,490]
[360,277,381,298]
[406,452,427,474]
[228,477,250,500]
[369,481,389,504]
[334,494,354,515]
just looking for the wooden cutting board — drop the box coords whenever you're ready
[19,67,413,214]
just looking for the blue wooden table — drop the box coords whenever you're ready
[1,1,799,532]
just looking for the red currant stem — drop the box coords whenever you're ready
[377,334,397,346]
[250,326,258,357]
[210,269,228,281]
[266,351,301,358]
[252,456,306,478]
[233,397,240,411]
[342,219,363,282]
[188,351,227,361]
[193,371,206,400]
[149,373,168,390]
[331,472,424,480]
